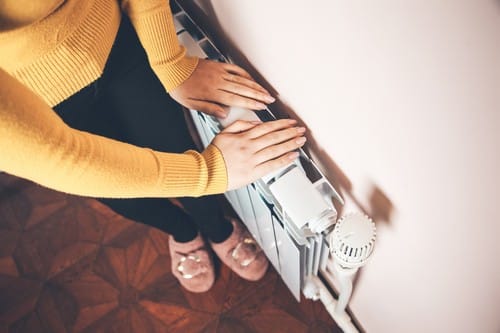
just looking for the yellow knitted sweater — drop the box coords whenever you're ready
[0,0,228,198]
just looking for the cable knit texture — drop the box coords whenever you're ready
[0,0,228,198]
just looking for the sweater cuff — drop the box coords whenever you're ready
[153,144,227,197]
[152,55,199,92]
[127,5,199,91]
[201,144,228,195]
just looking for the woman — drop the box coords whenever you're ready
[0,0,306,292]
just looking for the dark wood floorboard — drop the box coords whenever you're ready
[0,173,341,333]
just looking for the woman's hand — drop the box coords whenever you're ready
[170,59,276,118]
[211,119,307,190]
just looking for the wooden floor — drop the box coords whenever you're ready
[0,173,341,333]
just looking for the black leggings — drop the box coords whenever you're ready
[53,16,232,243]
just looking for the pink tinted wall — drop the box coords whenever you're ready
[190,1,500,332]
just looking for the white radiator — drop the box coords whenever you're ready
[171,3,376,331]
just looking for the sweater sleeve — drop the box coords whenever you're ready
[120,0,199,92]
[0,69,227,198]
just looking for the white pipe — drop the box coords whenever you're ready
[332,262,358,314]
[306,275,359,333]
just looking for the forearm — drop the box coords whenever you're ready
[120,0,198,91]
[0,68,227,198]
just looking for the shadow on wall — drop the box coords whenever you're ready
[178,0,397,318]
[178,0,395,224]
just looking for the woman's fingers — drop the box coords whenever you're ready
[224,74,269,94]
[253,135,306,165]
[215,90,268,111]
[223,119,261,133]
[251,126,306,152]
[246,118,297,139]
[170,59,277,116]
[187,99,227,118]
[254,151,300,177]
[221,63,275,106]
[222,63,253,80]
[219,81,275,105]
[210,118,305,190]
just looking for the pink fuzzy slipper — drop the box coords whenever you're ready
[210,218,269,281]
[168,234,215,293]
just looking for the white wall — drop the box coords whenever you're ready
[192,1,500,332]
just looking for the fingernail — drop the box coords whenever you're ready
[217,112,227,118]
[296,137,307,144]
[256,102,267,109]
[297,126,306,133]
[265,95,276,103]
[288,119,297,124]
[288,152,300,159]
